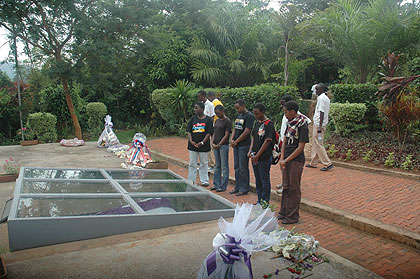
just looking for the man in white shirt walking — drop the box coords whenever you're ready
[306,83,333,171]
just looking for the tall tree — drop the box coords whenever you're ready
[305,0,420,83]
[0,0,94,139]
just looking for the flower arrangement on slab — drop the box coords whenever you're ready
[3,157,20,174]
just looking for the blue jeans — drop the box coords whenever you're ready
[233,145,250,193]
[213,144,229,190]
[252,157,272,203]
[188,151,209,185]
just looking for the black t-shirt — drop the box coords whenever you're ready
[213,117,232,145]
[233,111,255,147]
[186,115,214,152]
[284,122,309,163]
[251,120,275,161]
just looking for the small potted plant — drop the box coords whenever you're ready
[0,157,20,183]
[17,127,38,146]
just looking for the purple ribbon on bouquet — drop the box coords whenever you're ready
[206,234,253,278]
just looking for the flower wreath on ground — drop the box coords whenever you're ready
[197,203,322,279]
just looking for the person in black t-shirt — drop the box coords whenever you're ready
[248,103,275,204]
[230,99,255,196]
[278,101,309,224]
[186,102,214,186]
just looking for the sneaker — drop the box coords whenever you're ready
[305,164,317,168]
[201,183,209,187]
[276,184,283,189]
[276,188,283,194]
[320,164,333,171]
[235,191,248,196]
[208,167,214,172]
[216,189,225,192]
[229,189,239,194]
[210,186,218,190]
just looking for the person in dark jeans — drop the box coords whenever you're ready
[230,99,255,196]
[279,101,309,224]
[248,103,275,205]
[210,105,232,192]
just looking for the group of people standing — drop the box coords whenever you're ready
[186,84,332,224]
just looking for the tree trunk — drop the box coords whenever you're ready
[284,32,289,86]
[359,65,368,83]
[56,53,82,139]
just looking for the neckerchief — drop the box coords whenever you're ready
[286,114,306,144]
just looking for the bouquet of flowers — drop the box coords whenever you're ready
[197,203,280,279]
[97,115,120,148]
[121,133,152,169]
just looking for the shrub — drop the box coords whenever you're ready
[401,155,413,171]
[378,92,420,152]
[27,112,57,143]
[38,83,83,137]
[329,103,367,136]
[329,83,380,129]
[327,144,338,158]
[363,150,374,163]
[384,152,395,168]
[219,84,299,123]
[86,102,107,137]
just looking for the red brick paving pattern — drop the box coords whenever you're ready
[148,137,420,234]
[166,160,420,279]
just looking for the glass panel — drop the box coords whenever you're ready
[107,170,179,180]
[132,196,231,214]
[17,197,135,218]
[23,169,104,179]
[119,182,197,193]
[21,181,118,194]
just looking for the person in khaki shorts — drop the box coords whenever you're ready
[306,83,333,171]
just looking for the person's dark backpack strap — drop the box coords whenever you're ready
[264,119,280,165]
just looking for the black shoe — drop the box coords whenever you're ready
[305,164,317,168]
[216,189,225,192]
[235,191,248,196]
[282,219,298,224]
[229,189,239,194]
[320,164,333,171]
[210,186,217,190]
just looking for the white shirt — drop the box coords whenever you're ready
[280,112,311,143]
[313,93,330,126]
[311,84,317,95]
[204,99,215,117]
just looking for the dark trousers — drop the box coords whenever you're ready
[233,145,250,193]
[279,160,304,222]
[252,157,272,203]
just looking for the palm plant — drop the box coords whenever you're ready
[170,79,194,122]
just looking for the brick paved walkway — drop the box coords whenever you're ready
[148,137,420,235]
[165,157,420,279]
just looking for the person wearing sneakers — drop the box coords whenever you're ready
[277,95,311,193]
[279,100,309,224]
[306,83,333,171]
[186,102,214,186]
[230,99,255,197]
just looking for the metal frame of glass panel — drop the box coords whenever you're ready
[8,167,235,251]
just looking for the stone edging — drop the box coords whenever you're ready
[328,159,420,181]
[151,149,420,250]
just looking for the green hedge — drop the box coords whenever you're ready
[330,103,367,136]
[329,83,380,129]
[219,84,299,124]
[27,112,57,143]
[86,102,107,137]
[152,84,299,132]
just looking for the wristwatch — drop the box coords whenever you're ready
[200,141,204,146]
